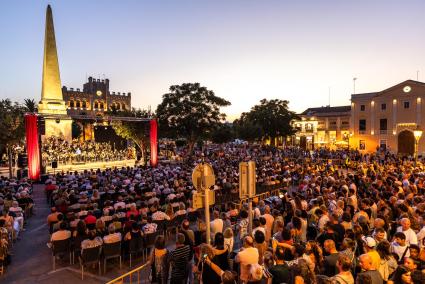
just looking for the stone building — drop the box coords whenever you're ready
[350,80,425,155]
[292,106,351,150]
[62,76,131,116]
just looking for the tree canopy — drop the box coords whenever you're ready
[235,99,298,143]
[156,83,230,152]
[108,108,151,163]
[0,99,26,177]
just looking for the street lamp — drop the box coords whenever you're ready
[413,126,423,165]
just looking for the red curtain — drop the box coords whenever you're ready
[25,114,40,180]
[150,119,158,167]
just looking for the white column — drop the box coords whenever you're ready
[393,99,397,135]
[371,101,375,135]
[417,97,422,126]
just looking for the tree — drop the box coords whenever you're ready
[237,99,298,145]
[0,99,26,177]
[211,123,234,144]
[156,83,230,154]
[233,117,264,142]
[23,98,37,113]
[108,108,151,164]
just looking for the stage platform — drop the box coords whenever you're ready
[45,159,137,174]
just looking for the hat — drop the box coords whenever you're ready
[362,236,376,248]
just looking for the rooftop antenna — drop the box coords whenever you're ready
[328,86,331,107]
[353,77,357,94]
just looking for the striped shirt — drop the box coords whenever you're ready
[169,245,191,281]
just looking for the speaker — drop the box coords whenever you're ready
[18,154,28,168]
[51,161,58,169]
[38,117,46,135]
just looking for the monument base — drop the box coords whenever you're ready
[43,116,72,142]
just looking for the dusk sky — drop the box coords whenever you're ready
[1,0,425,120]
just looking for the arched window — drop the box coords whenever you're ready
[99,102,104,109]
[69,100,75,108]
[82,101,87,108]
[94,101,99,109]
[121,104,126,111]
[76,100,81,108]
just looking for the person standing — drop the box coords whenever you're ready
[235,236,259,283]
[358,254,383,284]
[168,233,191,284]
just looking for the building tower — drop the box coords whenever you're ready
[38,5,72,140]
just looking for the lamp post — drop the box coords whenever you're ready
[413,126,423,166]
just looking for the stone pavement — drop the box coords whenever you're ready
[1,184,147,284]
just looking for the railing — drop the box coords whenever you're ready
[106,261,150,284]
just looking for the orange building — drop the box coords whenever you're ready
[350,80,424,155]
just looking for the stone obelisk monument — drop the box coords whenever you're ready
[38,5,72,141]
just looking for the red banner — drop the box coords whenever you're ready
[25,114,40,180]
[150,119,158,167]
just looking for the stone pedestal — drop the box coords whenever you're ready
[43,116,72,141]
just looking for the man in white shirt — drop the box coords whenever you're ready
[391,232,410,261]
[236,236,259,283]
[397,218,418,246]
[210,210,223,239]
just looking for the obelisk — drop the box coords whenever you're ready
[38,5,72,141]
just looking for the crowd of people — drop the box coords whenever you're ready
[0,176,34,272]
[41,136,135,166]
[44,143,425,283]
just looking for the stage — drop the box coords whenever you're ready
[45,159,137,174]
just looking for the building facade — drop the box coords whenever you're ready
[292,106,351,150]
[62,76,131,116]
[350,80,425,155]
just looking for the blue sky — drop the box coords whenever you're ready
[1,0,425,120]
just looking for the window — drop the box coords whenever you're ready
[379,119,387,130]
[359,119,366,131]
[404,101,410,109]
[69,100,75,108]
[360,105,365,111]
[76,101,81,108]
[381,103,386,110]
[359,140,366,150]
